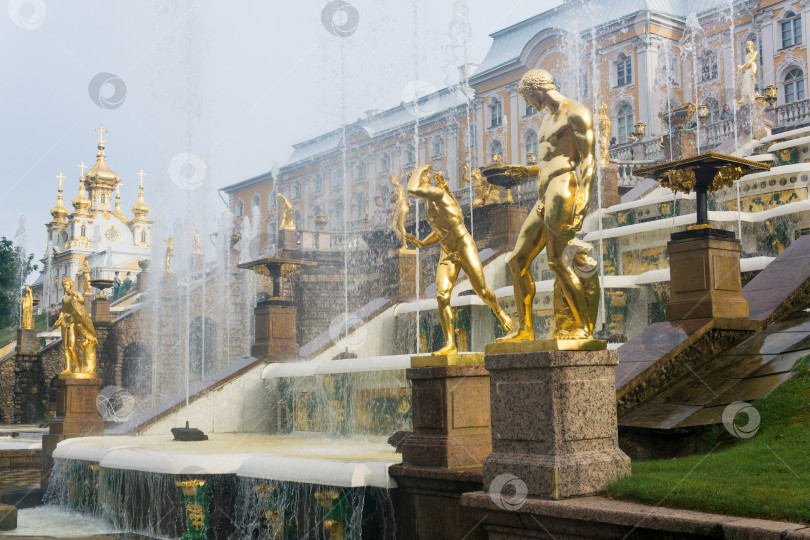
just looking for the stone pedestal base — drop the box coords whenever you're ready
[15,328,38,354]
[601,163,621,208]
[402,364,491,468]
[316,231,331,250]
[251,301,298,360]
[490,204,528,248]
[483,350,630,499]
[666,230,749,321]
[662,130,696,161]
[49,378,104,437]
[278,229,298,251]
[91,298,111,323]
[394,249,417,302]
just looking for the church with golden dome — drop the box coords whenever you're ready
[33,124,153,310]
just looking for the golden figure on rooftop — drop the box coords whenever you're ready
[54,277,98,378]
[193,225,203,255]
[21,286,34,330]
[165,236,175,275]
[277,193,296,231]
[461,162,500,207]
[404,164,513,355]
[389,173,410,250]
[486,69,600,347]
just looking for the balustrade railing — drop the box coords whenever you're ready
[776,98,810,129]
[613,160,655,188]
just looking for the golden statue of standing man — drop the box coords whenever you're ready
[491,69,600,346]
[404,164,513,355]
[165,236,175,275]
[21,286,34,330]
[389,173,410,250]
[54,277,98,378]
[598,103,611,168]
[80,260,92,295]
[738,40,759,106]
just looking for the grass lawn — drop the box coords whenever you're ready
[0,313,48,345]
[607,355,810,524]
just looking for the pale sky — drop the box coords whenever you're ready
[0,0,562,265]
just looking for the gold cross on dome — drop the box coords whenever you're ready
[56,172,66,185]
[137,169,146,184]
[95,123,108,143]
[77,162,87,177]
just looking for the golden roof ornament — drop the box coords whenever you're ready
[50,172,69,222]
[131,169,150,218]
[85,123,120,185]
[113,184,127,221]
[72,167,92,215]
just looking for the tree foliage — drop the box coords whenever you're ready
[0,237,38,329]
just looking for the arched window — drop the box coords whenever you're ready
[784,68,805,103]
[140,230,147,244]
[782,12,802,48]
[355,160,366,179]
[293,182,302,199]
[616,103,634,139]
[235,200,244,217]
[313,176,323,193]
[80,225,86,237]
[700,50,718,81]
[523,131,539,164]
[431,136,445,157]
[404,144,415,165]
[489,140,503,162]
[525,97,536,116]
[379,154,390,172]
[377,185,391,210]
[293,211,302,230]
[616,53,632,86]
[579,70,590,102]
[100,194,106,204]
[251,194,260,211]
[705,98,720,123]
[489,98,503,127]
[331,200,344,227]
[351,192,368,220]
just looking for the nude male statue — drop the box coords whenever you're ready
[493,69,598,342]
[404,164,512,355]
[389,173,410,249]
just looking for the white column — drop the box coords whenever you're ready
[508,83,519,162]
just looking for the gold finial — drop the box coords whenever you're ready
[50,172,69,222]
[95,123,108,144]
[72,175,91,214]
[132,170,150,218]
[114,183,125,218]
[78,162,87,178]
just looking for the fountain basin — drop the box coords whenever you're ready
[52,433,399,488]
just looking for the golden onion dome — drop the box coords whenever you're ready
[72,177,92,213]
[50,172,69,222]
[131,172,150,218]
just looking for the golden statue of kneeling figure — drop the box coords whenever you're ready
[404,164,513,356]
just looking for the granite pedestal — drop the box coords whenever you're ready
[482,349,630,499]
[91,297,111,323]
[489,205,528,249]
[278,229,298,251]
[251,301,298,360]
[666,229,749,321]
[394,249,417,302]
[15,328,38,354]
[402,359,492,468]
[662,130,696,161]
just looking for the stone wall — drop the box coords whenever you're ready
[0,357,14,424]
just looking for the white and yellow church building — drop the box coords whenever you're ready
[33,126,152,310]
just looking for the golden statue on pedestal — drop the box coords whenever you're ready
[389,173,410,250]
[80,260,92,295]
[461,162,500,207]
[21,286,33,330]
[598,102,611,168]
[738,40,760,106]
[277,193,296,231]
[165,236,175,275]
[54,277,98,378]
[404,164,513,355]
[490,69,600,347]
[193,225,203,255]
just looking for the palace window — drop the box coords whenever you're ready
[489,99,503,127]
[332,200,344,226]
[141,230,147,243]
[616,103,634,139]
[431,136,445,157]
[616,53,632,86]
[405,144,415,165]
[523,131,539,164]
[236,200,244,217]
[101,194,106,204]
[700,50,718,81]
[313,176,323,193]
[355,160,366,179]
[579,70,590,102]
[705,98,720,123]
[782,13,802,48]
[351,192,367,220]
[489,140,503,162]
[293,182,302,199]
[379,154,390,172]
[80,225,86,237]
[784,68,805,103]
[525,98,536,116]
[251,194,260,211]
